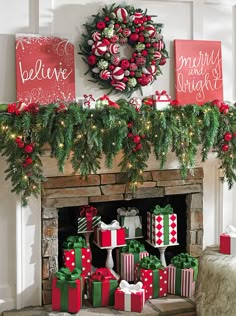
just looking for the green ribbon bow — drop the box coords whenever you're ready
[171,253,198,281]
[121,240,145,253]
[151,204,173,215]
[140,255,164,270]
[62,235,87,249]
[55,267,82,312]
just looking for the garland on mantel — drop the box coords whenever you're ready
[0,97,235,206]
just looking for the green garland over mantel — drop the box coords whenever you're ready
[0,97,235,206]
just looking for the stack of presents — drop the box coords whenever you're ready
[52,204,199,313]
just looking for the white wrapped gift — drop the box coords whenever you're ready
[152,90,171,110]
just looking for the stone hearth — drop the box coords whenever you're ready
[41,167,204,304]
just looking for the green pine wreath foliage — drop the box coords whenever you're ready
[0,98,235,206]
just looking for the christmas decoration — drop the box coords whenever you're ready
[117,207,142,238]
[94,220,126,247]
[0,98,235,207]
[52,267,83,313]
[88,268,118,307]
[79,4,168,94]
[147,204,178,246]
[220,225,236,255]
[114,280,145,313]
[167,253,198,297]
[77,205,101,232]
[62,236,91,277]
[135,255,168,299]
[152,90,171,110]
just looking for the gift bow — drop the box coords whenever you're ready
[80,205,97,220]
[171,253,198,281]
[225,225,236,234]
[117,207,139,216]
[154,90,171,100]
[140,255,164,270]
[91,268,116,281]
[56,267,81,288]
[151,204,173,215]
[62,235,87,249]
[119,280,143,293]
[121,239,145,253]
[99,220,120,230]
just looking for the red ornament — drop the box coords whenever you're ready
[15,137,22,143]
[96,21,106,30]
[24,144,34,154]
[25,157,33,165]
[127,122,133,128]
[127,132,133,138]
[133,135,141,143]
[222,144,229,152]
[135,143,142,150]
[26,102,39,114]
[87,55,97,65]
[102,38,110,46]
[17,141,25,148]
[141,50,148,56]
[129,33,139,43]
[104,16,110,22]
[224,132,233,142]
[120,59,130,70]
[159,58,167,66]
[139,36,145,43]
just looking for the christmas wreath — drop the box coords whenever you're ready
[79,4,168,94]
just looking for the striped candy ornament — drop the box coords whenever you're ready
[144,25,157,38]
[115,7,128,22]
[153,51,162,59]
[122,28,131,37]
[92,32,101,42]
[112,67,125,80]
[92,41,107,56]
[111,55,120,65]
[156,40,164,51]
[108,43,119,55]
[134,12,143,19]
[111,81,126,91]
[100,70,111,80]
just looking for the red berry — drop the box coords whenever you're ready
[24,144,34,154]
[139,36,145,42]
[130,71,135,77]
[133,135,141,143]
[17,141,24,148]
[127,132,133,138]
[224,132,233,142]
[140,26,145,31]
[135,143,142,150]
[127,122,133,128]
[25,157,33,165]
[104,16,110,22]
[222,144,229,152]
[146,43,151,48]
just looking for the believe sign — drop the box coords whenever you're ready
[174,39,223,105]
[15,34,75,105]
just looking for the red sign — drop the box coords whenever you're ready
[174,39,223,105]
[15,34,75,105]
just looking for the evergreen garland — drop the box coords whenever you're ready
[0,98,235,206]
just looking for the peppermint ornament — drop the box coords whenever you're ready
[80,4,168,94]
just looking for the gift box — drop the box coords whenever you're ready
[94,220,125,248]
[52,267,83,313]
[63,236,91,277]
[152,90,171,110]
[134,255,168,300]
[147,204,178,246]
[116,240,149,282]
[88,268,118,307]
[117,207,143,238]
[77,205,101,233]
[114,280,145,313]
[220,225,236,255]
[167,253,198,297]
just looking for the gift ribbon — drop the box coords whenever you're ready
[80,205,97,231]
[150,205,173,245]
[91,268,116,281]
[154,90,171,100]
[151,204,173,215]
[63,236,87,270]
[140,255,164,270]
[117,207,139,216]
[55,267,82,311]
[99,220,120,230]
[119,280,143,293]
[171,253,198,281]
[121,240,145,254]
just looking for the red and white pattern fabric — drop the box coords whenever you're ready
[94,220,125,248]
[120,252,149,282]
[63,248,91,277]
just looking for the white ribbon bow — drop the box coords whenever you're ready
[225,225,236,235]
[119,280,143,293]
[99,220,120,230]
[117,207,139,216]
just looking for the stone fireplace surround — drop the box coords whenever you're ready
[41,167,204,305]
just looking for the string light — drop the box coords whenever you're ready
[60,121,65,126]
[23,175,28,180]
[10,133,16,139]
[92,125,96,129]
[128,163,132,168]
[59,143,64,148]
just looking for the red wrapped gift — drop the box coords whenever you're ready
[134,255,168,300]
[152,90,171,110]
[115,280,145,313]
[220,233,236,255]
[88,268,118,307]
[52,267,83,313]
[62,236,91,277]
[94,220,125,248]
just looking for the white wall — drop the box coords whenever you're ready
[0,0,235,312]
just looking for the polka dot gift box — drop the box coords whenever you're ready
[62,236,91,278]
[147,204,178,247]
[134,255,168,300]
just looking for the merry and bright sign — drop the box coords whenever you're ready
[174,39,223,105]
[15,34,76,105]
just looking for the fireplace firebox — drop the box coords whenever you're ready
[41,168,204,304]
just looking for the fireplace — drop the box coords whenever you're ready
[41,167,204,304]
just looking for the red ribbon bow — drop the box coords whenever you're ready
[91,268,115,281]
[155,90,167,96]
[80,205,97,230]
